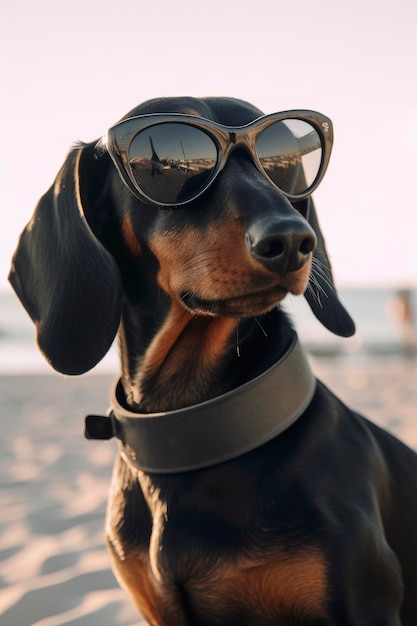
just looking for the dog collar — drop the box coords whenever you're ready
[85,333,316,473]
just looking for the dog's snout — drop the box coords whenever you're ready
[246,217,317,275]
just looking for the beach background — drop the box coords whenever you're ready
[0,286,417,626]
[2,0,417,623]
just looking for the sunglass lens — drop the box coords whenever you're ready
[256,119,322,195]
[128,123,218,205]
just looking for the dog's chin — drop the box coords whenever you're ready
[179,285,289,318]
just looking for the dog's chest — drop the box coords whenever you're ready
[134,477,328,624]
[180,553,328,623]
[118,545,328,625]
[109,456,329,623]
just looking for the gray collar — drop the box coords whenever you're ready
[85,333,316,473]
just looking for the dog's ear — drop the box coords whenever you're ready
[293,197,355,337]
[8,144,123,375]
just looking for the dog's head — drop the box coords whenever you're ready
[9,96,354,375]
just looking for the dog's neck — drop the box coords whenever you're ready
[118,302,293,413]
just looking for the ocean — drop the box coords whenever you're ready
[0,286,416,374]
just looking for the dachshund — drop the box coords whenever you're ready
[9,96,417,625]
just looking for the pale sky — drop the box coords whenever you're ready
[1,0,417,291]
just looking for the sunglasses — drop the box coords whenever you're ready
[96,110,333,208]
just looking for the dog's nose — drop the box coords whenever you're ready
[246,217,317,275]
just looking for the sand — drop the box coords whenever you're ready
[0,356,416,626]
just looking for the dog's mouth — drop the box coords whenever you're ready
[179,283,290,317]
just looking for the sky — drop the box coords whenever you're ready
[1,0,417,292]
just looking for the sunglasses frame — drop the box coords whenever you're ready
[96,110,334,208]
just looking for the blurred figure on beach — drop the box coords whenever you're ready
[387,289,417,356]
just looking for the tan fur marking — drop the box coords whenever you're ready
[149,220,311,315]
[139,302,193,380]
[224,553,327,616]
[135,302,237,409]
[122,215,142,256]
[189,552,328,618]
[108,549,167,626]
[148,314,237,389]
[150,220,271,301]
[109,547,327,623]
[198,316,237,370]
[280,257,313,295]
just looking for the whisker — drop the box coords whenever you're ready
[180,290,193,302]
[311,258,335,294]
[255,317,268,337]
[311,287,323,309]
[311,257,329,277]
[309,270,328,298]
[306,281,323,308]
[236,320,241,357]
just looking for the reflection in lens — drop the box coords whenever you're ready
[128,123,218,204]
[257,119,322,194]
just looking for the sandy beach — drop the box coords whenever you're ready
[1,356,416,626]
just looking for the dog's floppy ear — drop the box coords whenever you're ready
[8,144,123,375]
[294,197,355,337]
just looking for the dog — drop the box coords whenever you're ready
[9,96,417,625]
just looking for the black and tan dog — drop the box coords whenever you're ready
[9,97,417,625]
